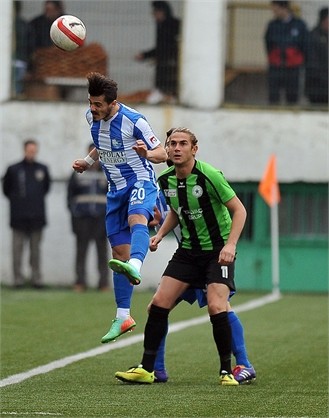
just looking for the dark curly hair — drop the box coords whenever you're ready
[86,72,118,103]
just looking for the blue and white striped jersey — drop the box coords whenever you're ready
[86,103,161,192]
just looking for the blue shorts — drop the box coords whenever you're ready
[179,287,235,308]
[179,288,208,308]
[106,180,157,247]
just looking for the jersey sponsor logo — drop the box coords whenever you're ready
[150,136,157,144]
[192,185,203,198]
[173,206,203,220]
[99,149,127,164]
[184,208,203,220]
[164,189,177,197]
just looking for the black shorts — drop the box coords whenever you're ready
[163,247,236,292]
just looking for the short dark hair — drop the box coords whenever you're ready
[271,1,290,8]
[152,1,173,17]
[24,139,38,148]
[87,72,118,103]
[45,1,64,12]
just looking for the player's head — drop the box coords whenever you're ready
[87,72,118,121]
[166,127,198,166]
[87,72,118,103]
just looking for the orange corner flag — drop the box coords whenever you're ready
[258,155,281,207]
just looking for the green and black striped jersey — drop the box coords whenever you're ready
[158,160,235,251]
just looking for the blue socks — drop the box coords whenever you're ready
[130,224,149,262]
[154,324,168,371]
[228,311,251,367]
[113,271,133,308]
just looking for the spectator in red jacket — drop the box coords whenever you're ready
[265,1,308,104]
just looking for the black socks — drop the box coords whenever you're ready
[141,304,170,372]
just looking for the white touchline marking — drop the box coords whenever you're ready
[0,291,281,388]
[1,413,63,416]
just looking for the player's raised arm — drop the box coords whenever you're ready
[133,141,167,164]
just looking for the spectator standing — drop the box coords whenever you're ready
[27,1,64,54]
[135,1,180,104]
[2,140,51,288]
[68,143,110,292]
[305,7,328,104]
[27,0,64,75]
[12,1,29,97]
[265,1,308,104]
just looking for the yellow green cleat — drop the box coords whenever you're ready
[219,373,239,386]
[115,365,154,384]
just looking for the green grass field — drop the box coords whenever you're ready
[1,287,328,417]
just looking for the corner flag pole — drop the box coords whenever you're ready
[270,190,280,295]
[258,155,281,296]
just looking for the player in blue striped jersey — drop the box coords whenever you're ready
[72,72,167,343]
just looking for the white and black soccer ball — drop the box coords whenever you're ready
[50,15,86,51]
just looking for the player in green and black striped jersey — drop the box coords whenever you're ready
[151,129,256,385]
[115,127,247,386]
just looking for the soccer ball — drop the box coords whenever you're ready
[50,15,86,51]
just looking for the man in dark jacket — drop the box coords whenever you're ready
[2,139,51,288]
[67,144,109,292]
[27,1,64,54]
[305,7,328,104]
[135,1,180,104]
[265,1,308,104]
[26,0,64,74]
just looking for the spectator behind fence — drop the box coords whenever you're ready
[12,1,29,97]
[305,7,328,105]
[27,1,64,71]
[2,140,51,289]
[265,1,308,105]
[67,144,110,292]
[135,1,180,104]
